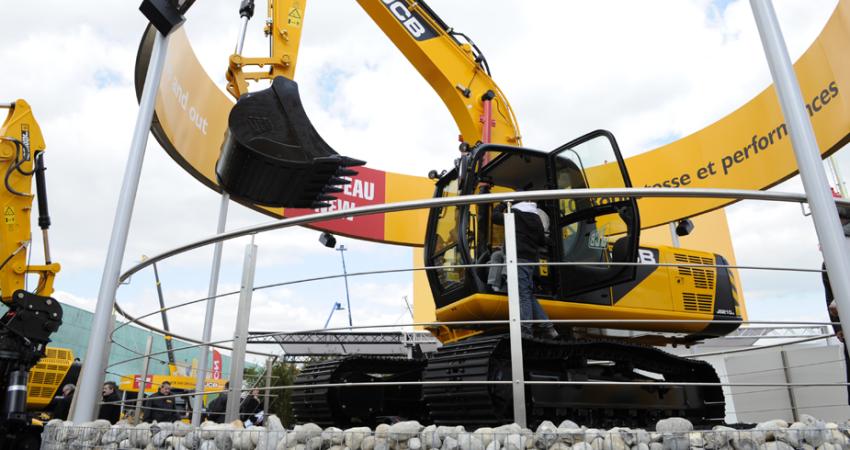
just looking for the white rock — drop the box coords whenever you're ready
[101,424,129,444]
[817,444,838,450]
[329,445,345,450]
[345,427,373,450]
[390,422,425,441]
[649,443,663,450]
[635,431,651,446]
[759,442,794,450]
[548,443,570,450]
[523,429,535,449]
[200,440,218,450]
[216,432,235,450]
[297,424,324,443]
[375,437,390,450]
[486,440,502,450]
[410,438,423,450]
[506,434,525,450]
[422,426,443,450]
[655,419,693,434]
[689,433,706,449]
[574,443,594,450]
[172,421,192,438]
[376,425,391,440]
[590,437,605,450]
[444,436,460,450]
[661,434,688,450]
[130,422,153,448]
[262,416,283,432]
[635,443,649,450]
[306,436,324,450]
[731,434,759,450]
[705,427,735,450]
[153,430,173,447]
[535,423,559,450]
[251,427,268,446]
[323,427,345,445]
[474,428,495,447]
[559,421,580,430]
[585,430,604,444]
[603,434,628,450]
[119,439,131,449]
[494,424,523,445]
[558,428,584,444]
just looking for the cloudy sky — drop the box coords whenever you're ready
[1,0,847,366]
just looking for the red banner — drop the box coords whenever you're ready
[212,349,222,380]
[132,375,153,390]
[286,166,386,240]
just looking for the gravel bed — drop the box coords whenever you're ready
[40,415,850,450]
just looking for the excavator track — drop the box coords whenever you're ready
[422,334,724,429]
[292,335,725,429]
[292,356,426,428]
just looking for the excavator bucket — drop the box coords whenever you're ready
[216,76,365,208]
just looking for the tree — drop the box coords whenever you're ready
[241,360,300,426]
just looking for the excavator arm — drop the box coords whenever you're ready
[0,100,62,438]
[218,0,522,208]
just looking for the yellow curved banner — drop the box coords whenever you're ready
[140,0,850,246]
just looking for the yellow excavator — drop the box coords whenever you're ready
[211,0,742,428]
[0,100,67,449]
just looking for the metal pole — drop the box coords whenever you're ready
[71,30,170,422]
[337,245,353,327]
[225,240,258,422]
[152,262,176,370]
[780,349,799,422]
[828,157,848,198]
[191,192,230,425]
[264,357,273,412]
[134,335,154,421]
[669,222,681,247]
[502,207,527,427]
[750,0,850,362]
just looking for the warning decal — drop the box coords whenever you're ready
[288,4,302,27]
[4,207,15,225]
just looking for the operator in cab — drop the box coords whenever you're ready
[493,200,559,340]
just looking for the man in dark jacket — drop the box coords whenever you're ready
[53,383,75,420]
[494,201,559,339]
[144,381,180,423]
[205,381,228,423]
[98,381,122,424]
[239,388,262,422]
[822,207,850,404]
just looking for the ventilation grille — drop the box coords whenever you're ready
[674,253,715,290]
[27,348,73,403]
[683,292,713,313]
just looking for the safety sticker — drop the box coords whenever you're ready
[288,4,302,27]
[4,207,15,225]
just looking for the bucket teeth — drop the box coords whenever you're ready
[341,156,366,167]
[327,177,351,186]
[315,194,337,202]
[322,186,344,194]
[311,201,332,209]
[336,168,359,177]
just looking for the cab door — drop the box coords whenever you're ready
[547,130,640,299]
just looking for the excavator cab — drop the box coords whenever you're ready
[425,130,639,320]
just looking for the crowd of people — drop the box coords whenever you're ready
[51,380,267,425]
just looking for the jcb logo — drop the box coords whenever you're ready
[382,0,437,41]
[638,248,657,264]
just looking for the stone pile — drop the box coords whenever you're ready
[40,414,850,450]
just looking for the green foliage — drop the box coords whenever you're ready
[240,360,300,426]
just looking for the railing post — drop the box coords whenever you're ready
[750,0,850,363]
[134,335,154,421]
[71,29,171,422]
[264,357,273,412]
[226,240,258,422]
[503,206,527,427]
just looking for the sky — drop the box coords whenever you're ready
[1,0,847,367]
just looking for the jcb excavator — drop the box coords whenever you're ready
[0,100,65,449]
[213,0,743,428]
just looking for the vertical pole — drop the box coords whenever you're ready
[134,336,154,422]
[71,30,170,422]
[828,157,848,198]
[226,240,258,423]
[191,192,230,425]
[750,0,850,361]
[502,207,527,427]
[264,357,273,412]
[338,245,353,327]
[669,222,681,247]
[152,262,176,370]
[119,389,127,418]
[780,349,799,422]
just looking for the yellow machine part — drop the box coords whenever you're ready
[26,347,74,411]
[119,373,228,407]
[432,245,733,343]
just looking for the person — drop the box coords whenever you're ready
[493,200,559,340]
[239,388,263,422]
[53,383,75,420]
[143,381,180,423]
[98,381,122,424]
[205,381,228,423]
[822,206,850,404]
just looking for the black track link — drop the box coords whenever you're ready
[292,356,426,427]
[422,334,725,429]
